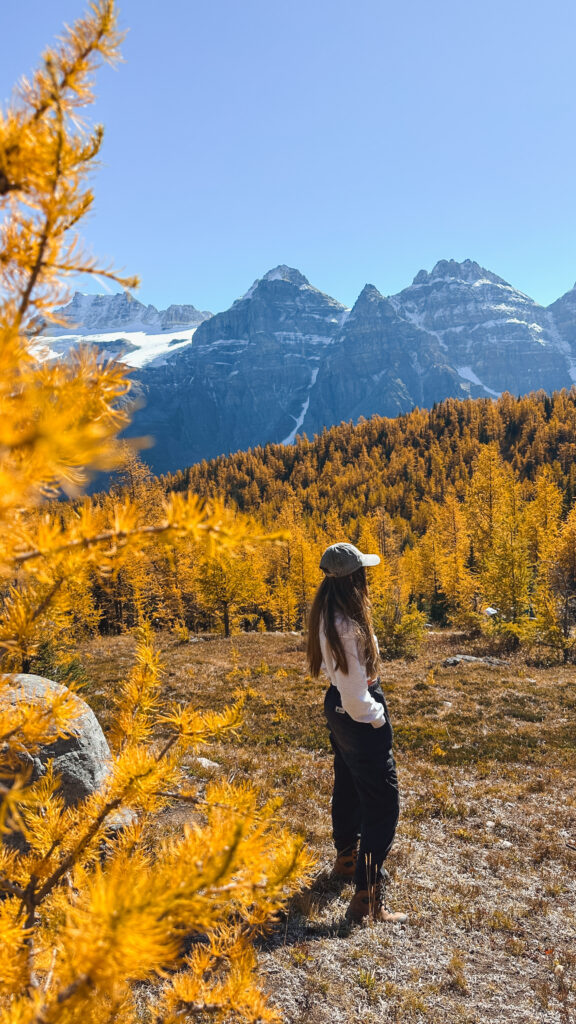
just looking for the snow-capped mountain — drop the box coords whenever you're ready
[547,281,576,372]
[389,259,571,396]
[124,266,349,471]
[39,261,576,475]
[40,291,212,368]
[300,283,466,436]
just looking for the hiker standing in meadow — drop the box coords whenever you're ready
[307,543,407,924]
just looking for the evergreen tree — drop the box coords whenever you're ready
[198,549,265,636]
[481,472,531,622]
[542,506,576,655]
[432,496,478,625]
[465,443,508,564]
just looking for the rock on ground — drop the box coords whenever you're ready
[2,673,111,804]
[443,654,508,667]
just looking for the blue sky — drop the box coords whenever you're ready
[1,0,576,313]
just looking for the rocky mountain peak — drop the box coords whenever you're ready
[412,259,508,288]
[548,281,576,308]
[54,290,156,331]
[348,284,390,318]
[357,283,384,302]
[50,291,211,338]
[262,265,310,287]
[238,265,314,302]
[65,289,138,313]
[546,282,576,346]
[160,303,212,328]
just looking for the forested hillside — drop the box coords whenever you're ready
[12,390,576,677]
[37,389,568,665]
[168,391,576,525]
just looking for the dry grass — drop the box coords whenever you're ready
[80,629,576,1024]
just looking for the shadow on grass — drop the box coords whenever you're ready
[258,871,364,949]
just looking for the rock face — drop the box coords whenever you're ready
[49,291,212,335]
[126,266,348,473]
[301,283,468,435]
[39,260,576,475]
[389,260,572,397]
[159,303,211,330]
[2,674,110,805]
[40,292,213,370]
[547,283,576,356]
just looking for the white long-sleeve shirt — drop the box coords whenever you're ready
[320,613,386,728]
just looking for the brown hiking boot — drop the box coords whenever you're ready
[346,883,407,924]
[330,842,358,879]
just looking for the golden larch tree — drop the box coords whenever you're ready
[0,5,313,1023]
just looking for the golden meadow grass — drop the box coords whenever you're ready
[82,628,576,1024]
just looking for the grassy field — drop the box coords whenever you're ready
[82,630,576,1024]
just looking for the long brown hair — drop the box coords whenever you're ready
[306,566,379,678]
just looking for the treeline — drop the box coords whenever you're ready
[157,389,576,659]
[21,390,576,670]
[165,390,576,530]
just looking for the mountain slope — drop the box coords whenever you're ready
[126,266,348,472]
[41,291,212,367]
[173,389,576,531]
[301,283,468,435]
[39,260,576,475]
[389,259,571,395]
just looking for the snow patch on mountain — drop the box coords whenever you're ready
[263,265,310,286]
[281,366,320,445]
[194,337,249,351]
[387,295,448,351]
[456,365,501,397]
[42,327,200,368]
[238,281,259,302]
[273,332,337,347]
[37,291,212,367]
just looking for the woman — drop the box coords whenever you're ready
[307,542,406,924]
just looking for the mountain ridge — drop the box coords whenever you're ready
[38,259,576,474]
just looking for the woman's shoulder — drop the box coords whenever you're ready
[321,611,357,636]
[333,612,355,635]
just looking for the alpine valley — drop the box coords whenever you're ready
[42,260,576,474]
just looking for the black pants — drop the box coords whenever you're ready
[324,681,400,889]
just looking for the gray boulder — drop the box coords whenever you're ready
[1,673,110,804]
[442,654,508,667]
